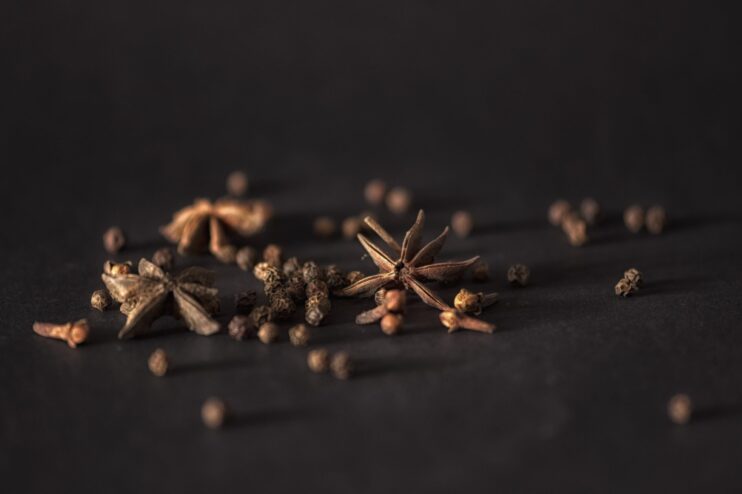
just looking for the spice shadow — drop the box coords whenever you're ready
[692,403,742,423]
[170,358,251,376]
[640,276,712,297]
[475,217,545,235]
[352,356,461,380]
[228,407,311,428]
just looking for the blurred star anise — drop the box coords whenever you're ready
[336,210,479,310]
[160,198,271,262]
[102,258,221,339]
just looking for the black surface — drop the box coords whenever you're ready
[3,1,742,492]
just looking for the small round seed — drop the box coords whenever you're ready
[289,324,310,346]
[624,205,645,233]
[103,226,126,254]
[201,397,228,429]
[151,247,175,271]
[226,170,248,196]
[258,322,279,344]
[364,179,387,206]
[148,348,168,377]
[380,313,403,335]
[313,216,336,238]
[307,349,330,373]
[90,289,111,312]
[667,394,692,424]
[451,210,474,238]
[507,264,530,287]
[330,351,352,379]
[548,200,572,227]
[646,205,667,235]
[386,187,412,214]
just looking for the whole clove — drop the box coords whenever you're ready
[507,264,530,287]
[439,310,495,334]
[453,288,497,315]
[32,319,89,348]
[624,205,645,233]
[307,349,330,373]
[201,397,228,429]
[90,289,111,312]
[148,348,169,377]
[103,226,127,254]
[104,260,133,276]
[380,313,403,335]
[451,210,474,238]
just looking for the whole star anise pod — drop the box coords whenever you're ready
[336,210,479,310]
[160,198,271,262]
[102,258,220,339]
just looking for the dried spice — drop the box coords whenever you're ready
[258,322,280,344]
[282,257,301,276]
[305,294,331,327]
[355,289,406,325]
[386,187,412,214]
[384,289,406,313]
[148,348,168,377]
[471,260,490,282]
[330,351,352,379]
[346,270,365,285]
[286,273,307,301]
[202,397,228,429]
[342,216,363,239]
[646,205,667,235]
[562,213,588,246]
[624,268,643,288]
[236,246,258,271]
[104,260,133,276]
[228,315,254,341]
[451,211,474,238]
[226,170,249,197]
[306,280,329,298]
[307,349,330,373]
[624,205,644,233]
[667,394,692,424]
[580,198,601,225]
[614,277,635,297]
[313,216,337,238]
[337,210,479,312]
[548,200,572,226]
[234,290,257,314]
[289,324,310,346]
[439,310,495,334]
[324,265,347,290]
[160,198,271,262]
[248,305,273,328]
[32,319,89,348]
[152,247,175,271]
[90,289,111,312]
[380,313,403,335]
[263,244,283,268]
[374,288,387,306]
[269,289,296,319]
[453,288,497,315]
[364,179,387,206]
[302,261,323,284]
[507,264,530,287]
[103,226,127,254]
[102,258,220,339]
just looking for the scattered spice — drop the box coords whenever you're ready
[667,394,692,424]
[160,198,271,262]
[451,211,474,238]
[234,290,257,314]
[386,187,412,214]
[614,277,635,297]
[236,246,258,271]
[313,216,336,238]
[148,348,168,377]
[102,258,220,339]
[289,324,310,346]
[342,216,363,239]
[384,289,406,313]
[282,257,301,276]
[624,268,643,288]
[364,179,387,206]
[355,289,407,325]
[32,319,89,348]
[248,305,273,329]
[324,265,347,290]
[346,270,365,285]
[562,213,589,246]
[151,247,175,271]
[226,170,249,197]
[507,264,530,287]
[263,244,283,268]
[228,315,254,341]
[307,349,330,373]
[258,322,279,344]
[201,397,228,429]
[471,260,490,282]
[579,198,601,225]
[330,351,352,379]
[624,205,645,233]
[380,313,403,335]
[548,200,572,226]
[453,288,497,315]
[269,289,296,319]
[439,310,495,334]
[103,226,127,254]
[302,261,323,284]
[305,294,331,326]
[90,289,111,312]
[646,205,667,235]
[104,260,133,276]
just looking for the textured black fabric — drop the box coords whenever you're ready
[3,1,741,492]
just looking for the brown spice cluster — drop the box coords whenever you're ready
[624,204,668,234]
[355,289,406,335]
[507,264,530,287]
[547,199,595,246]
[615,268,643,297]
[306,348,353,379]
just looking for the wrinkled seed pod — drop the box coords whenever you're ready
[90,289,112,312]
[201,397,228,429]
[234,290,257,314]
[307,349,330,373]
[451,210,474,238]
[269,290,296,319]
[306,279,329,298]
[148,348,169,377]
[228,315,254,341]
[305,295,330,327]
[614,277,635,297]
[579,198,601,226]
[249,305,273,328]
[330,351,352,379]
[507,264,530,286]
[302,261,323,284]
[103,226,127,254]
[548,200,572,227]
[226,170,249,196]
[380,313,403,335]
[313,216,337,238]
[288,324,310,346]
[386,187,412,214]
[364,179,387,206]
[152,247,175,270]
[258,322,280,344]
[236,246,258,272]
[263,244,283,268]
[286,273,307,301]
[324,265,347,290]
[646,205,667,235]
[282,257,301,276]
[624,268,643,287]
[624,205,645,233]
[254,262,283,284]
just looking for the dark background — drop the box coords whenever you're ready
[2,1,742,492]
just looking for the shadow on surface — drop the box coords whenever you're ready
[171,357,251,376]
[229,407,311,428]
[352,355,460,379]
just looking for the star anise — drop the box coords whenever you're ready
[160,198,271,262]
[102,258,221,339]
[336,210,479,311]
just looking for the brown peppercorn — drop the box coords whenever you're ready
[236,246,258,272]
[341,216,363,240]
[306,280,329,298]
[263,244,283,268]
[451,210,474,238]
[453,288,497,315]
[646,205,667,235]
[380,313,403,335]
[471,260,490,282]
[201,397,228,429]
[269,289,296,319]
[507,264,530,287]
[258,322,280,344]
[346,271,365,285]
[228,315,254,341]
[282,257,301,276]
[103,226,126,254]
[386,187,412,214]
[248,305,273,328]
[234,290,257,314]
[286,273,307,301]
[148,348,169,377]
[214,244,237,264]
[614,277,635,297]
[624,205,645,233]
[330,351,352,379]
[324,265,347,290]
[579,198,601,226]
[32,319,90,348]
[254,262,283,284]
[624,268,643,288]
[548,200,572,227]
[90,289,111,312]
[151,247,175,271]
[305,294,331,327]
[226,170,249,196]
[302,261,323,284]
[383,289,406,313]
[364,179,387,206]
[313,216,336,239]
[667,394,692,424]
[288,323,310,346]
[562,214,589,247]
[307,349,330,373]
